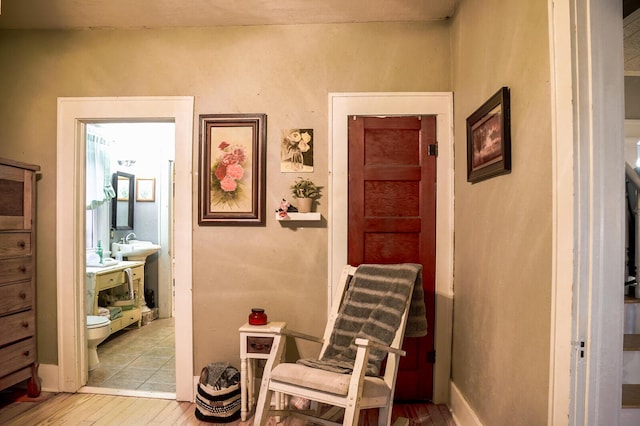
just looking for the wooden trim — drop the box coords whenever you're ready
[329,92,454,404]
[56,96,195,401]
[23,170,32,230]
[449,381,483,426]
[547,0,625,423]
[0,157,40,172]
[0,217,22,229]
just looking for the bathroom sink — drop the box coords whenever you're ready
[111,241,161,261]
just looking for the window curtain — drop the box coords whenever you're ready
[86,129,116,210]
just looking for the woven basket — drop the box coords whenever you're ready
[194,363,241,423]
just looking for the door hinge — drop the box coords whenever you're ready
[427,350,436,364]
[427,144,438,157]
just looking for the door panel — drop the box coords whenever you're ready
[348,115,436,401]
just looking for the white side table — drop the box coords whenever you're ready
[239,321,287,421]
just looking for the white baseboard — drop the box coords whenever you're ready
[39,363,59,393]
[35,364,197,401]
[78,386,175,399]
[450,381,483,426]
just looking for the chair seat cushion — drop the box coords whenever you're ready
[270,363,390,398]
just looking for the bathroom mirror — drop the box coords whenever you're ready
[112,171,134,230]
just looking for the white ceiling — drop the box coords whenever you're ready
[0,0,456,29]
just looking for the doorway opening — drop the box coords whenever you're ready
[84,121,176,394]
[56,96,194,402]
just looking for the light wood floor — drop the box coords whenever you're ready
[0,389,455,425]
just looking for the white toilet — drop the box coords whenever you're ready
[86,315,111,370]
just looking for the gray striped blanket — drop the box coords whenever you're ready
[297,263,427,376]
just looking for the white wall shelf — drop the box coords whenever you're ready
[275,212,321,221]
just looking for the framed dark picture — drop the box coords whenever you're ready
[198,114,267,226]
[466,87,511,183]
[281,128,314,172]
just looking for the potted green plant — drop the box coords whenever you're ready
[290,177,323,213]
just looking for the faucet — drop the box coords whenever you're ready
[125,233,137,243]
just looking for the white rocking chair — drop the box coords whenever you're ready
[253,263,424,426]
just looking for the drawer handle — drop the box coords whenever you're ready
[17,240,26,248]
[23,350,30,357]
[249,343,272,351]
[21,321,29,328]
[19,291,27,299]
[19,265,27,273]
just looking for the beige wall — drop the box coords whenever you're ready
[450,1,552,425]
[0,22,451,370]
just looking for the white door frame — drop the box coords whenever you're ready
[328,92,454,403]
[547,0,624,424]
[56,96,195,402]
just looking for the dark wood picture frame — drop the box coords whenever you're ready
[466,87,511,183]
[111,171,134,230]
[198,113,267,226]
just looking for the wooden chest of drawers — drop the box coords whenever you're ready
[0,158,40,395]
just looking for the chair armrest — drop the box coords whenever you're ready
[354,338,407,357]
[276,328,324,345]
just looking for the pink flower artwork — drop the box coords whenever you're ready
[210,141,248,207]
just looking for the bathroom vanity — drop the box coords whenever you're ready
[86,261,145,334]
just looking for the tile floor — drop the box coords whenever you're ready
[87,317,175,393]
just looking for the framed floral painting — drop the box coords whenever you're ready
[281,128,314,172]
[198,114,267,226]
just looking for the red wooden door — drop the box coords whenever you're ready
[348,115,436,401]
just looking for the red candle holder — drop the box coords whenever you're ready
[248,308,267,325]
